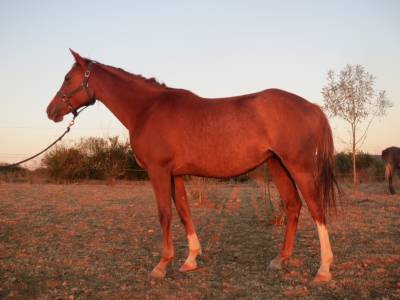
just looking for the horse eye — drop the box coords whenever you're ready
[64,75,71,81]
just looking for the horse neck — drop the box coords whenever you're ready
[90,63,161,131]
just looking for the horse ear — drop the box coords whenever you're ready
[69,48,87,67]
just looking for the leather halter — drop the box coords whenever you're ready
[57,61,96,116]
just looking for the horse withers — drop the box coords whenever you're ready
[382,147,400,194]
[46,50,340,282]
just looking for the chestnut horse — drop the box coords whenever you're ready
[46,50,339,282]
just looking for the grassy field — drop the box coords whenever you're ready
[0,180,399,299]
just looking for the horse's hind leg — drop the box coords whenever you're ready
[290,170,333,282]
[267,157,302,270]
[172,176,202,272]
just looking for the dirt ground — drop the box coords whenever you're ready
[0,180,399,299]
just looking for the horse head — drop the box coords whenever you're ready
[46,49,95,122]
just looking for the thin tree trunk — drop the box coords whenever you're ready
[352,125,358,193]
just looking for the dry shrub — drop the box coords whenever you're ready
[0,164,28,183]
[41,136,146,182]
[42,146,87,182]
[335,151,385,181]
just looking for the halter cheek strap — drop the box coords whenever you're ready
[57,61,96,116]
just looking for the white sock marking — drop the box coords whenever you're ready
[188,233,200,251]
[185,233,201,265]
[316,222,333,274]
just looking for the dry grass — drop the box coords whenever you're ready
[0,180,399,299]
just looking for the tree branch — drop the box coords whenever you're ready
[355,117,374,147]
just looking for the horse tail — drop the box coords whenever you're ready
[314,108,339,224]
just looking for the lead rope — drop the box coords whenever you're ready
[0,106,90,170]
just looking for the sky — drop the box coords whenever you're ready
[0,0,399,167]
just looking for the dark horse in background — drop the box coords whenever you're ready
[46,50,339,282]
[382,147,400,194]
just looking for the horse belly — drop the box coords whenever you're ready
[176,137,270,178]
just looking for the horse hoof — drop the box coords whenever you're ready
[268,258,282,270]
[179,262,197,272]
[313,271,332,283]
[150,267,166,279]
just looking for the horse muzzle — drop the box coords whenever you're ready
[46,103,65,123]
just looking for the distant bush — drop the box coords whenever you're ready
[42,136,147,182]
[356,151,374,170]
[42,146,87,182]
[0,164,28,182]
[335,152,352,176]
[370,157,385,180]
[334,151,385,181]
[77,137,130,180]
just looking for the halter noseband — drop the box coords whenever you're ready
[57,61,96,116]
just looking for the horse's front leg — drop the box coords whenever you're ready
[385,163,396,194]
[172,176,202,272]
[148,166,174,278]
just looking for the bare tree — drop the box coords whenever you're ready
[322,64,392,192]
